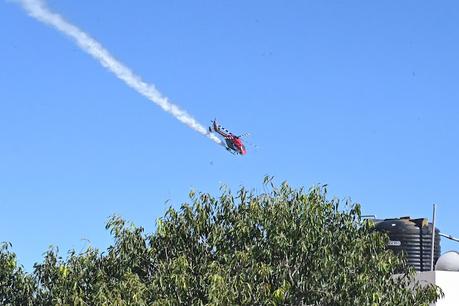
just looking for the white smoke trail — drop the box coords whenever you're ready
[18,0,222,145]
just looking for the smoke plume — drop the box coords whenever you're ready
[19,0,222,145]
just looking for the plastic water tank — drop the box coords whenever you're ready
[436,251,459,271]
[374,217,441,271]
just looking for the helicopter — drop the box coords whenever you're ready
[208,119,247,155]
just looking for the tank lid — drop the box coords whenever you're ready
[381,217,429,228]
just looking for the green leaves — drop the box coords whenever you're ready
[0,181,442,305]
[0,242,36,305]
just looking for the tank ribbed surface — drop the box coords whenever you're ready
[374,217,441,271]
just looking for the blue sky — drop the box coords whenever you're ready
[2,0,458,270]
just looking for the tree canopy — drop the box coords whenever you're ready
[0,180,441,305]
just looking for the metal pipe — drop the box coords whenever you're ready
[431,204,437,271]
[439,232,459,243]
[361,215,377,219]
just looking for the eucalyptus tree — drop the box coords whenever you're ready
[0,179,441,305]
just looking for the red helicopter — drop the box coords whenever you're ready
[209,119,247,155]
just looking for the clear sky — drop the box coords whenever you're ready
[2,0,458,270]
